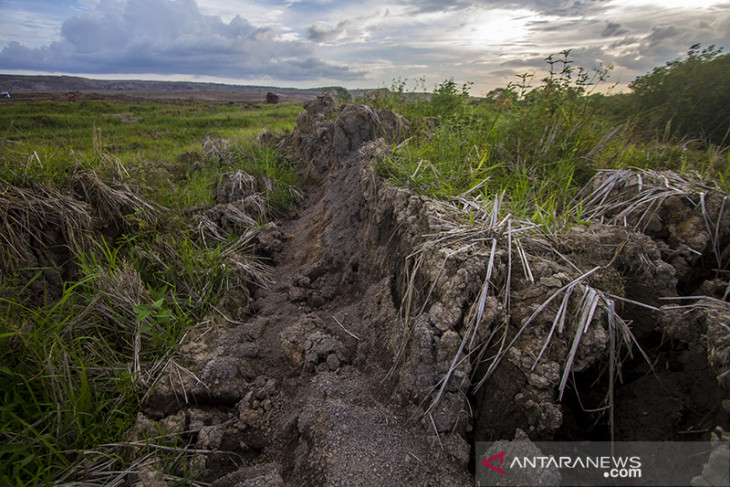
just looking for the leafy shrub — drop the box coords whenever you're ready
[629,44,730,145]
[428,79,473,118]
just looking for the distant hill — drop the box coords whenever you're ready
[0,74,341,99]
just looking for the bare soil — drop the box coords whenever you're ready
[137,97,472,485]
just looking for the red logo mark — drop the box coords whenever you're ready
[482,451,507,475]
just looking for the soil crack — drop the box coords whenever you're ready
[137,95,730,486]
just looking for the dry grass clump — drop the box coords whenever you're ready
[705,298,730,388]
[577,168,730,273]
[195,171,277,244]
[0,170,159,275]
[134,229,272,309]
[216,170,259,204]
[0,178,94,272]
[203,135,232,163]
[77,259,152,380]
[73,170,160,232]
[576,169,706,229]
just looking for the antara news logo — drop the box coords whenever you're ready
[478,440,729,486]
[481,450,642,481]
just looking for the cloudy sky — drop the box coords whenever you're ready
[1,0,729,94]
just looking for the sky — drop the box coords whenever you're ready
[1,0,729,94]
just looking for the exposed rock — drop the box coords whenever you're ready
[279,318,318,370]
[211,463,285,487]
[197,424,225,449]
[193,356,255,402]
[133,467,169,487]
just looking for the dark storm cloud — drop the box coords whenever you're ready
[0,0,363,80]
[306,21,351,43]
[647,25,683,44]
[602,22,628,37]
[610,36,640,48]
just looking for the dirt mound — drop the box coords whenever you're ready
[133,94,730,485]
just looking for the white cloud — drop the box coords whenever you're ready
[0,6,65,48]
[610,0,728,9]
[195,0,285,25]
[0,0,362,82]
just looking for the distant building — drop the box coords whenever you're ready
[1,92,10,99]
[265,92,280,104]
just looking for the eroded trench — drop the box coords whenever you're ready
[129,95,730,486]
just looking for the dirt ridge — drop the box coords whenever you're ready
[135,94,730,486]
[138,94,472,485]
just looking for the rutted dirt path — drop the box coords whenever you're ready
[136,95,473,486]
[132,94,730,486]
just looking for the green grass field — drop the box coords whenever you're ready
[1,99,301,208]
[0,98,301,486]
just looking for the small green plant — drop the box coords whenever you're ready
[375,49,727,227]
[0,269,137,485]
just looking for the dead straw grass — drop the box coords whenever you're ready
[73,171,160,230]
[576,168,730,274]
[1,170,159,274]
[0,178,94,271]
